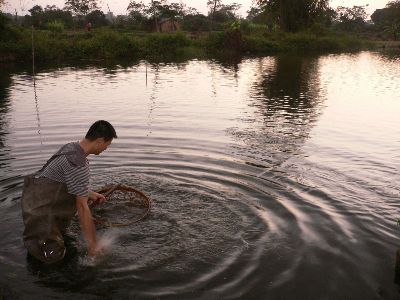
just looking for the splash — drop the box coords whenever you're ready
[96,230,120,253]
[79,230,120,266]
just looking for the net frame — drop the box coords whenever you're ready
[91,184,152,227]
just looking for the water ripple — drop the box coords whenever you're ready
[0,52,399,298]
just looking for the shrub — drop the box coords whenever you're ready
[47,20,65,33]
[241,21,268,36]
[0,13,10,31]
[203,31,225,51]
[203,28,245,53]
[243,36,280,54]
[144,33,191,58]
[283,32,318,50]
[0,23,22,42]
[81,29,141,59]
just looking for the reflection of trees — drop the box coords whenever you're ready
[0,68,12,114]
[377,50,400,62]
[209,57,241,98]
[0,64,13,171]
[229,54,326,166]
[256,54,322,118]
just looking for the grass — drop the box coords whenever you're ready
[0,25,381,63]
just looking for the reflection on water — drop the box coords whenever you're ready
[228,54,325,168]
[32,68,43,149]
[0,64,15,191]
[0,52,399,299]
[258,54,320,106]
[0,65,12,149]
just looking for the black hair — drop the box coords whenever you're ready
[85,120,117,141]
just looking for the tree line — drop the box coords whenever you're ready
[0,0,399,40]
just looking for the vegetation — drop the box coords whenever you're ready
[64,0,99,17]
[47,20,65,33]
[372,1,400,40]
[0,0,399,63]
[255,0,331,32]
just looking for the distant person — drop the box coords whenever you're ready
[86,21,92,32]
[21,120,117,264]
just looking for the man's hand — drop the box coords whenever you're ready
[89,191,106,204]
[88,242,105,257]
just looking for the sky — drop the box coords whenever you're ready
[3,0,391,18]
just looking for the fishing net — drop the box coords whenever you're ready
[90,185,152,227]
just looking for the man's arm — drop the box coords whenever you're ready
[76,196,98,256]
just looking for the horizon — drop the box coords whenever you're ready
[3,0,391,18]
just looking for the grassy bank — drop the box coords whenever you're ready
[0,26,379,63]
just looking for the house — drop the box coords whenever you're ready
[153,18,180,32]
[105,12,114,23]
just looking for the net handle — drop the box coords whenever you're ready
[92,184,152,227]
[103,184,121,198]
[88,184,120,208]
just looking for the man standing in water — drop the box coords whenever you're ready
[21,120,117,264]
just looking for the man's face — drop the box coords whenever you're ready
[94,138,112,155]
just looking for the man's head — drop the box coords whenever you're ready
[85,120,117,155]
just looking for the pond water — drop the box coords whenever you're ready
[0,51,399,299]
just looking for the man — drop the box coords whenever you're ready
[86,21,92,31]
[21,120,117,264]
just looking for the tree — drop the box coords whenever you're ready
[0,0,9,31]
[0,0,6,11]
[29,4,43,16]
[127,0,199,30]
[207,0,221,19]
[384,22,400,39]
[127,1,146,22]
[256,0,331,31]
[86,9,108,27]
[26,4,73,28]
[336,5,367,22]
[128,0,195,20]
[114,14,129,29]
[335,5,368,32]
[247,7,263,21]
[160,2,187,20]
[216,3,241,22]
[246,6,277,32]
[182,13,209,31]
[387,0,400,9]
[371,1,400,30]
[43,5,73,28]
[64,0,99,17]
[144,0,167,19]
[28,5,44,27]
[207,0,220,29]
[207,0,241,24]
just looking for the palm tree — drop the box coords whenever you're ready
[384,23,400,40]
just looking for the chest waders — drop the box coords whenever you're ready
[21,151,77,264]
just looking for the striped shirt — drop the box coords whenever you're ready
[37,142,90,197]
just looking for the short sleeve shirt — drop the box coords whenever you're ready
[37,142,90,197]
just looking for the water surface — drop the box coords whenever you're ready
[0,51,399,299]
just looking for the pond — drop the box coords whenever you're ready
[0,51,399,299]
